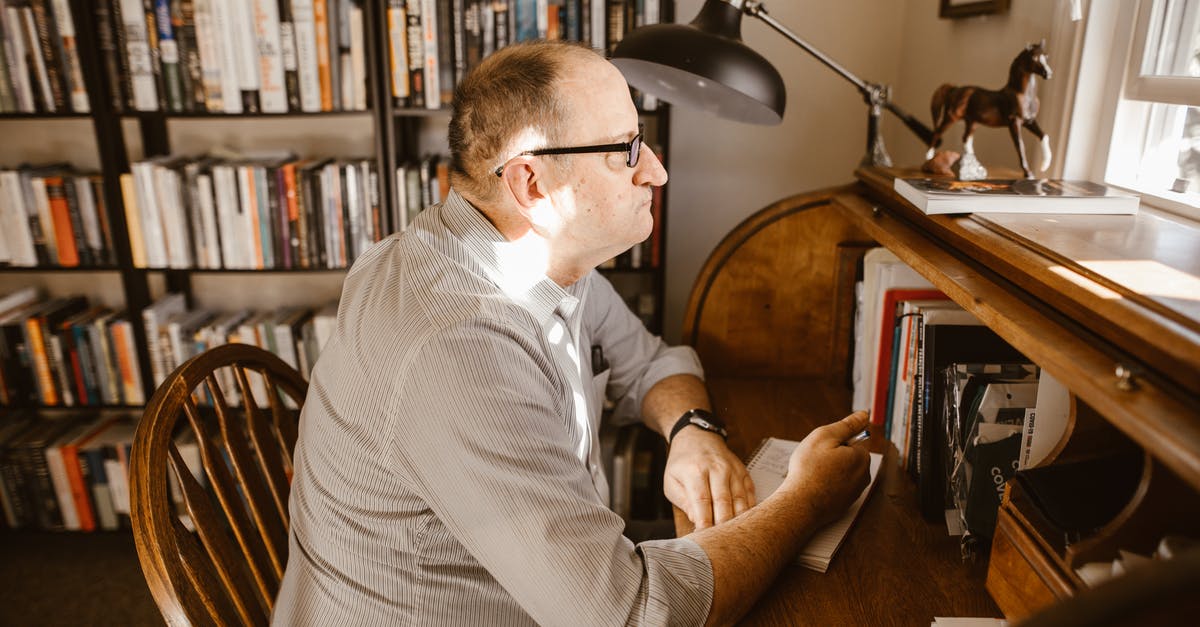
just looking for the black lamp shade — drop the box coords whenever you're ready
[611,1,786,125]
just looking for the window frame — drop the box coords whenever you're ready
[1062,0,1200,222]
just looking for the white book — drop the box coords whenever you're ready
[0,172,36,265]
[89,310,121,405]
[195,172,222,269]
[893,178,1140,216]
[386,3,409,100]
[420,0,439,110]
[212,164,242,268]
[19,7,53,112]
[253,0,288,112]
[142,292,187,387]
[209,0,243,113]
[590,0,605,52]
[132,162,168,268]
[0,5,34,112]
[156,165,192,269]
[49,0,89,112]
[232,0,262,109]
[0,285,38,314]
[45,424,92,531]
[746,438,883,572]
[192,0,225,111]
[237,165,262,269]
[290,0,321,111]
[348,4,366,110]
[118,0,159,111]
[852,249,933,414]
[74,178,103,262]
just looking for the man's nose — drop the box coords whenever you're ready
[633,144,668,187]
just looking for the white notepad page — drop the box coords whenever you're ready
[746,438,883,572]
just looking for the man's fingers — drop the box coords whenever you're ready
[743,474,757,509]
[707,469,737,525]
[684,474,714,530]
[820,410,870,444]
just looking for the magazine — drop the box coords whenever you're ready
[894,178,1139,215]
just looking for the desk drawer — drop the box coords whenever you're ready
[986,503,1077,621]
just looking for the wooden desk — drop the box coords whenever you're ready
[679,166,1200,624]
[683,377,999,625]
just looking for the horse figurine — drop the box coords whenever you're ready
[925,41,1053,179]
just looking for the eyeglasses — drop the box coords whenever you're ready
[493,125,644,177]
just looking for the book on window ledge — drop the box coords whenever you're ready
[746,438,883,572]
[893,177,1139,215]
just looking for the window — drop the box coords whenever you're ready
[1066,0,1200,219]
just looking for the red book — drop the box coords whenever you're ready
[44,176,80,266]
[870,289,946,427]
[61,417,122,532]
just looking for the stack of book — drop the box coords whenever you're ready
[122,154,382,269]
[0,288,146,407]
[0,165,117,268]
[0,412,204,532]
[0,0,91,114]
[392,153,449,230]
[98,0,371,114]
[852,249,1072,553]
[384,0,663,110]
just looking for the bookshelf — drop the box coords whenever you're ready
[1,0,677,542]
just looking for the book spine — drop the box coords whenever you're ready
[311,0,331,110]
[61,174,91,266]
[419,0,437,110]
[23,440,65,530]
[48,0,88,112]
[252,0,287,113]
[190,0,221,111]
[44,440,80,529]
[289,0,319,111]
[404,0,422,108]
[117,0,158,110]
[276,0,300,111]
[29,0,66,111]
[65,441,97,532]
[387,1,408,103]
[175,0,205,111]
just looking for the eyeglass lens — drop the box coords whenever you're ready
[628,134,642,168]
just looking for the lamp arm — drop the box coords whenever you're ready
[743,1,935,146]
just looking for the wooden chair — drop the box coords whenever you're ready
[130,343,308,626]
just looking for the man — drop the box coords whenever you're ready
[273,41,869,626]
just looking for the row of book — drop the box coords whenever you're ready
[384,0,662,110]
[0,0,90,114]
[852,249,1070,555]
[98,0,371,114]
[123,153,383,270]
[0,288,146,408]
[0,411,206,531]
[0,165,118,268]
[139,292,335,391]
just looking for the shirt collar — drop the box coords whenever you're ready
[441,189,579,326]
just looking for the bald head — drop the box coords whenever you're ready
[448,41,607,203]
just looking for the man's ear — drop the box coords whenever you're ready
[499,157,547,210]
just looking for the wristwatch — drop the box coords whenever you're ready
[668,408,728,444]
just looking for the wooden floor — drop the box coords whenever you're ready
[0,530,162,626]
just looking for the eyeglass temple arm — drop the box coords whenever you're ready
[744,1,935,146]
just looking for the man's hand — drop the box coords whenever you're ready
[782,411,871,527]
[664,429,756,530]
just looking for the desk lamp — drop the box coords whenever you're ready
[611,0,935,167]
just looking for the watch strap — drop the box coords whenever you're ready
[668,408,728,444]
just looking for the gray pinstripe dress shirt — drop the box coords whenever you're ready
[272,191,714,626]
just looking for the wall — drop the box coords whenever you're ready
[662,0,1065,342]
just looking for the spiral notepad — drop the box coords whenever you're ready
[745,438,883,572]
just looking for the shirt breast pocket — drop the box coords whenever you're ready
[591,368,611,416]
